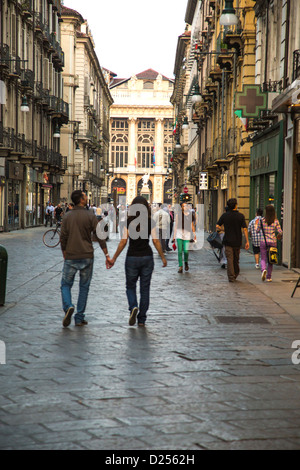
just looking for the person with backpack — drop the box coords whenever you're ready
[255,205,282,282]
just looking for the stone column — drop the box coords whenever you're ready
[128,117,137,172]
[155,118,164,173]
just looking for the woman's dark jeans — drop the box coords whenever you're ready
[125,255,154,324]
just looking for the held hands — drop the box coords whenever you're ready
[105,256,114,269]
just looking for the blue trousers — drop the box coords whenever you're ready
[61,258,94,324]
[125,256,154,324]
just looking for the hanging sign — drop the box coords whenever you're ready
[199,172,208,190]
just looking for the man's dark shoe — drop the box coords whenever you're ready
[63,306,74,328]
[129,307,138,326]
[185,262,189,271]
[75,320,88,326]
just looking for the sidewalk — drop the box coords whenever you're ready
[236,247,300,322]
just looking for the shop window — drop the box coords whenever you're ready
[268,173,276,205]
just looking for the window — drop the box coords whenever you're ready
[112,120,128,131]
[111,135,128,168]
[143,81,154,89]
[138,145,154,168]
[111,120,129,168]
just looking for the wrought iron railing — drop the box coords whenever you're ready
[293,50,300,82]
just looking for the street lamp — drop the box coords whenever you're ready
[182,116,189,130]
[20,95,29,112]
[191,83,202,104]
[75,141,80,153]
[175,138,181,149]
[53,124,60,139]
[219,0,239,26]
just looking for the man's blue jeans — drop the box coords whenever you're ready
[125,256,154,324]
[61,258,94,324]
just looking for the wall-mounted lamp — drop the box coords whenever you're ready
[75,141,80,153]
[191,84,202,104]
[21,95,29,112]
[175,139,181,149]
[182,117,189,130]
[219,0,238,26]
[53,124,60,139]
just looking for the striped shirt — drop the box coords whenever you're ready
[248,216,262,247]
[256,218,283,245]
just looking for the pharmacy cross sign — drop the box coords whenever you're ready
[235,85,268,118]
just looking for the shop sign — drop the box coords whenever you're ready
[221,171,228,190]
[8,162,24,181]
[251,154,270,172]
[199,172,208,190]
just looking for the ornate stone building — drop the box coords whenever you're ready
[0,0,68,231]
[60,6,113,205]
[109,69,174,205]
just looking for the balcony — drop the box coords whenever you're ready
[49,96,69,121]
[21,69,34,90]
[0,124,25,157]
[8,55,21,78]
[19,0,33,19]
[85,171,104,187]
[0,44,10,73]
[293,50,300,82]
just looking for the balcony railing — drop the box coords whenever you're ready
[293,50,300,82]
[0,125,25,153]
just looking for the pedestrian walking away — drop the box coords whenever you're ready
[153,203,170,252]
[255,204,282,282]
[109,196,167,327]
[173,202,196,273]
[248,208,263,269]
[60,190,113,327]
[216,198,249,282]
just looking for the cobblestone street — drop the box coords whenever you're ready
[1,227,300,450]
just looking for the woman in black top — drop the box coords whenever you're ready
[110,196,167,326]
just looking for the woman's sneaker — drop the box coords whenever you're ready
[129,307,138,326]
[261,269,267,282]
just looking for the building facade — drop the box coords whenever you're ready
[0,0,68,231]
[109,69,174,205]
[60,6,113,206]
[253,0,300,268]
[172,0,256,232]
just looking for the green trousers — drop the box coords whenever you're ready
[177,238,190,267]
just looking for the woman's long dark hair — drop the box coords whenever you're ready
[130,196,151,218]
[265,204,275,226]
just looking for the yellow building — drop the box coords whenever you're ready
[172,0,256,230]
[109,69,174,205]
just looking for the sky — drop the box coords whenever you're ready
[63,0,188,80]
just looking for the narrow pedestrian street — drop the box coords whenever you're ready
[0,227,300,450]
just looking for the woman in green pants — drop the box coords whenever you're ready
[172,203,196,273]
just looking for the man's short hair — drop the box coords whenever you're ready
[227,198,237,211]
[256,208,263,216]
[71,190,84,206]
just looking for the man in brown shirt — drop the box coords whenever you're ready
[60,190,112,327]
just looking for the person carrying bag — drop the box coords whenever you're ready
[255,205,282,282]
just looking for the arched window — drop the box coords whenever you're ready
[137,134,154,168]
[143,81,154,89]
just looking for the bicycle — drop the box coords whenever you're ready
[43,222,61,248]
